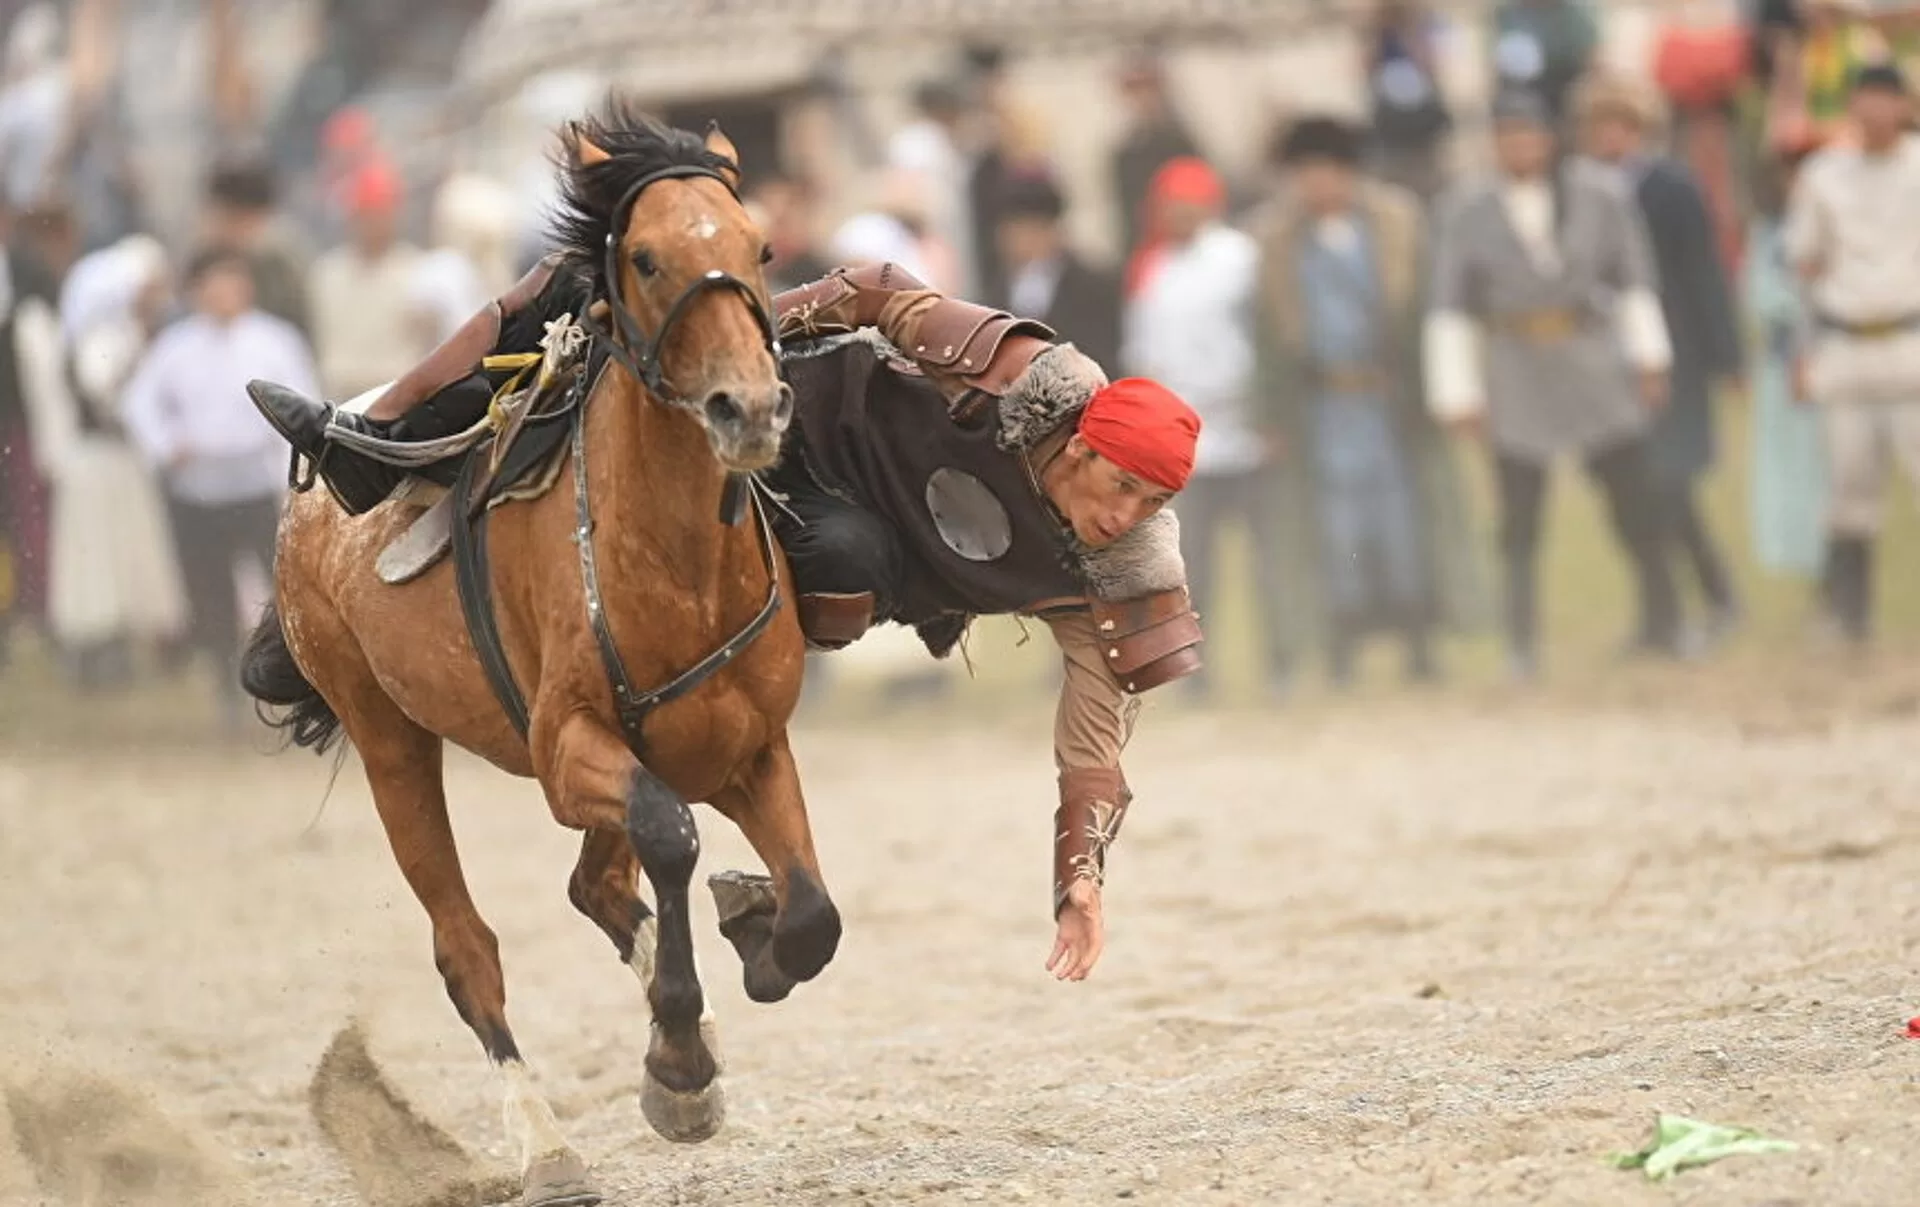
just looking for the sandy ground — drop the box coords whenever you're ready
[3,673,1918,1207]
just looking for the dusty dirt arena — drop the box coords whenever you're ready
[3,682,1918,1206]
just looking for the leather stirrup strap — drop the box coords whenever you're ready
[450,446,530,737]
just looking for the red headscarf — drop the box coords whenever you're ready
[1077,378,1201,493]
[1124,156,1226,297]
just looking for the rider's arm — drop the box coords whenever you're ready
[1040,588,1201,918]
[773,263,1056,405]
[1043,608,1136,920]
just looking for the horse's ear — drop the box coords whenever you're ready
[571,122,612,167]
[704,121,742,188]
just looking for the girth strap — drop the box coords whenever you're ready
[450,446,531,737]
[570,410,784,759]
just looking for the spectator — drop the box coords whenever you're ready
[308,159,422,402]
[0,197,63,665]
[1109,52,1201,269]
[1648,12,1751,273]
[1426,89,1682,680]
[1783,62,1920,647]
[1253,116,1481,687]
[202,154,312,337]
[121,247,316,726]
[888,79,976,295]
[1122,156,1286,700]
[1489,0,1601,130]
[1767,0,1889,151]
[963,43,1016,303]
[992,173,1121,371]
[1578,74,1745,648]
[1744,132,1827,581]
[408,171,517,352]
[828,169,957,290]
[746,170,829,294]
[963,43,1055,303]
[0,3,68,214]
[1361,1,1455,201]
[37,232,186,687]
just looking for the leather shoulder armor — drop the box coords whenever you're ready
[1089,587,1203,694]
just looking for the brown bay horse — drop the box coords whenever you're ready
[239,105,839,1205]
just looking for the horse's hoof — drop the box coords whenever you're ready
[708,869,776,924]
[522,1149,600,1207]
[640,1072,725,1144]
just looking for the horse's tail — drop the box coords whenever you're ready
[239,602,346,754]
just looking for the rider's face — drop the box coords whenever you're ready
[1046,437,1174,548]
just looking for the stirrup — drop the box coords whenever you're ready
[288,447,319,493]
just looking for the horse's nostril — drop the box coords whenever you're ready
[772,384,794,429]
[704,392,744,431]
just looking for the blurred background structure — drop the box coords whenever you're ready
[3,0,1920,741]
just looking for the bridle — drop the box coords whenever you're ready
[557,156,787,758]
[579,162,781,411]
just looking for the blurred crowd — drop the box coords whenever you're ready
[0,0,1915,731]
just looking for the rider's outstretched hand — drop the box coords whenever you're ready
[1046,879,1105,982]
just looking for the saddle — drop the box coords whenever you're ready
[373,331,593,586]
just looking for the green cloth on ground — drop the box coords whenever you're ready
[1609,1113,1798,1181]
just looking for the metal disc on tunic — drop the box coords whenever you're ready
[925,467,1012,562]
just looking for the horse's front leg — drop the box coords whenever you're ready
[566,827,723,1070]
[707,730,842,1003]
[538,714,724,1144]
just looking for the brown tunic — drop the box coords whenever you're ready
[779,334,1136,777]
[780,335,1082,625]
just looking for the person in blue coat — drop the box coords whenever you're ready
[1743,136,1827,582]
[1578,74,1746,644]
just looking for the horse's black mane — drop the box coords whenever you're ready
[546,94,735,294]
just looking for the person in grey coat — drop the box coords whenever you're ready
[1577,75,1745,645]
[1425,89,1682,679]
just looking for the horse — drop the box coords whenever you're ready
[239,103,841,1206]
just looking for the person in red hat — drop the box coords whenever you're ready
[252,250,1203,982]
[307,158,423,404]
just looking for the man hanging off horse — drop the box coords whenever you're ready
[250,246,1203,983]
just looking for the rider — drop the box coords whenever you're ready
[248,260,1204,983]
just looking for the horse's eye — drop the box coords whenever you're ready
[759,245,775,266]
[631,249,658,278]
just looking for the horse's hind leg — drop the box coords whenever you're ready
[568,829,655,973]
[350,704,598,1205]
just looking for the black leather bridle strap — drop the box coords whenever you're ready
[580,165,779,405]
[569,406,782,757]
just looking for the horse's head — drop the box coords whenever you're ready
[557,104,790,471]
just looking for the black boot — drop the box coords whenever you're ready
[248,376,494,515]
[247,381,408,515]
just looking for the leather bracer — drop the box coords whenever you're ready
[1054,767,1132,918]
[773,262,1057,413]
[1090,587,1204,694]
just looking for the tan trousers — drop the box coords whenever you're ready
[1821,398,1920,535]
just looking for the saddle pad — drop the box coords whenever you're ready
[373,418,573,586]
